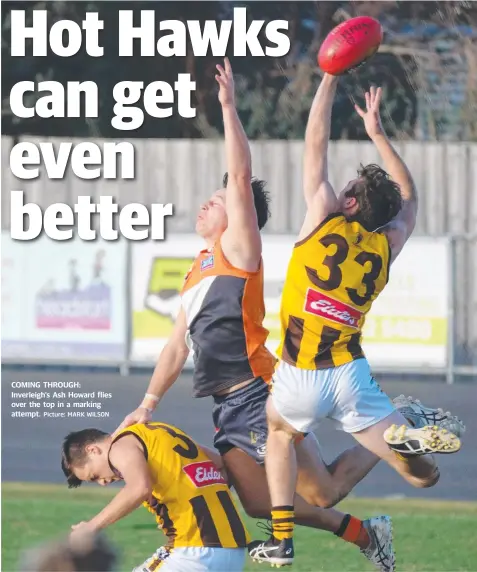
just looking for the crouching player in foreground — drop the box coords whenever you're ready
[61,422,249,572]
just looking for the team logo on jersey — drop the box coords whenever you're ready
[256,444,267,458]
[183,461,226,488]
[304,288,362,329]
[250,431,266,457]
[200,255,215,271]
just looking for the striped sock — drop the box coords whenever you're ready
[271,506,295,541]
[334,514,370,550]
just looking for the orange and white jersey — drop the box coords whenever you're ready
[181,240,276,397]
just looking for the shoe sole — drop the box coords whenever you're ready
[384,424,461,454]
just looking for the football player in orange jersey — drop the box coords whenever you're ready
[117,59,463,572]
[61,422,250,571]
[249,75,465,569]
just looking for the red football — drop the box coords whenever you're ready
[318,16,383,75]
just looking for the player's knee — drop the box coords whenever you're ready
[313,494,340,509]
[420,466,440,488]
[317,497,339,509]
[301,488,341,509]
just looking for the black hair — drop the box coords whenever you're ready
[222,172,271,230]
[61,428,108,489]
[345,164,403,231]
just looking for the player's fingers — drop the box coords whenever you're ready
[216,64,226,77]
[215,74,225,87]
[354,103,366,118]
[365,92,371,110]
[374,86,383,108]
[224,57,232,75]
[370,85,377,103]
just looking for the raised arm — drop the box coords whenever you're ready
[113,308,189,435]
[355,87,418,262]
[216,58,261,271]
[299,73,340,238]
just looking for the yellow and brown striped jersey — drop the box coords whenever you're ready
[277,214,391,370]
[112,423,250,549]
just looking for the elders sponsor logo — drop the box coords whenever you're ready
[304,288,362,329]
[183,461,226,488]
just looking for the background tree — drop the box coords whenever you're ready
[2,1,475,141]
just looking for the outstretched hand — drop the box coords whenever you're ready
[354,86,384,140]
[215,57,235,107]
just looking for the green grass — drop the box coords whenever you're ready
[3,483,477,572]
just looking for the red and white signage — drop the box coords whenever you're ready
[304,288,362,329]
[183,461,226,488]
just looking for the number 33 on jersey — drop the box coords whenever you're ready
[277,214,391,370]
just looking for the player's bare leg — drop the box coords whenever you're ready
[223,447,373,559]
[247,398,300,565]
[294,433,379,508]
[248,398,398,570]
[223,448,342,531]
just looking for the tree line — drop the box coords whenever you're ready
[2,1,476,141]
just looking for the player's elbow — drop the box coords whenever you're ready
[135,484,152,502]
[173,342,190,364]
[129,479,152,502]
[162,339,189,371]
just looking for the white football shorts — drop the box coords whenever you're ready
[138,546,246,572]
[271,358,396,434]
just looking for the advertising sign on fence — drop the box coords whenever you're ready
[131,236,198,363]
[1,233,127,361]
[362,237,450,368]
[131,235,449,370]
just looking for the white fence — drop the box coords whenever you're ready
[0,231,473,383]
[1,137,476,377]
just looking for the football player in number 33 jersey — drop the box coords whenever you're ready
[62,422,249,571]
[249,76,464,569]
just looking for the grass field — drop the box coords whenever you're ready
[2,483,477,572]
